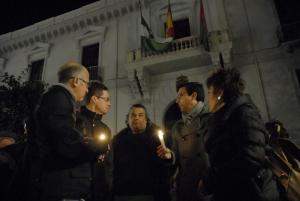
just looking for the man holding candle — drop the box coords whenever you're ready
[26,62,109,201]
[111,104,170,201]
[76,81,112,201]
[158,82,210,201]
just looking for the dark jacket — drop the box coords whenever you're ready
[76,106,112,201]
[171,103,209,201]
[203,94,280,201]
[112,124,167,198]
[26,85,107,201]
[0,144,19,197]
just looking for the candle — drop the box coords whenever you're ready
[98,133,107,141]
[158,130,166,149]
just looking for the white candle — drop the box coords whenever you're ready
[158,130,166,149]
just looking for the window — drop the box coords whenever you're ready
[29,59,44,81]
[81,43,100,80]
[296,69,300,86]
[274,0,300,41]
[165,18,191,39]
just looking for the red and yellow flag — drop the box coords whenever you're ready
[165,3,175,38]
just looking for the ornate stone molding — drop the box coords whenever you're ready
[25,42,51,62]
[0,58,6,75]
[208,30,232,66]
[75,25,106,47]
[0,0,152,55]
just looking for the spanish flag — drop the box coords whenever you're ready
[200,0,209,51]
[165,1,175,38]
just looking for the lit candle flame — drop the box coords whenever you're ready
[158,130,164,140]
[99,133,106,141]
[157,130,166,148]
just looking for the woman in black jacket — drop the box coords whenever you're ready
[201,68,281,201]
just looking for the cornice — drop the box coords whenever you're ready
[0,0,152,56]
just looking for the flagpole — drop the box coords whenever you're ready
[138,0,142,19]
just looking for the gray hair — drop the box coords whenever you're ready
[58,62,86,83]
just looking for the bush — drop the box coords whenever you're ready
[0,70,47,141]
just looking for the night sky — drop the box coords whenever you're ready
[0,0,299,36]
[0,0,99,35]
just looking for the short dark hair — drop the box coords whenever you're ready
[206,68,245,103]
[58,62,86,83]
[85,81,108,103]
[125,104,151,126]
[179,82,204,102]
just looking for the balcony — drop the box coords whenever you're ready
[125,35,211,101]
[126,36,211,75]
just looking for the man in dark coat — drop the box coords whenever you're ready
[26,62,108,201]
[160,82,209,201]
[111,104,169,201]
[76,81,112,201]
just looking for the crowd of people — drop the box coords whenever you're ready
[0,61,292,201]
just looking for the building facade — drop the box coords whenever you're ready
[0,0,300,139]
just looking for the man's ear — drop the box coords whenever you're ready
[191,92,197,100]
[91,95,98,104]
[73,77,80,87]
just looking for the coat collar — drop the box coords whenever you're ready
[221,94,253,121]
[80,106,102,121]
[182,101,205,124]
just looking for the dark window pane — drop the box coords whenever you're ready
[296,69,300,86]
[274,0,300,41]
[29,59,44,81]
[81,43,100,80]
[82,43,99,67]
[165,18,191,39]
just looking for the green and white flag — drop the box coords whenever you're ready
[139,1,173,52]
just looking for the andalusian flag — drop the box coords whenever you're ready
[200,0,209,51]
[139,0,172,52]
[165,0,175,38]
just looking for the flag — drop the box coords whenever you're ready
[139,0,172,53]
[165,1,175,38]
[199,0,209,51]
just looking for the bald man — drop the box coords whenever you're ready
[26,62,108,201]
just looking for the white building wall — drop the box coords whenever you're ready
[1,0,300,139]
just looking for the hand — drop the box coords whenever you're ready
[97,154,106,162]
[198,179,204,192]
[83,137,109,154]
[156,145,172,159]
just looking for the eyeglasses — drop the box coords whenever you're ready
[97,96,110,102]
[70,77,89,87]
[78,78,89,87]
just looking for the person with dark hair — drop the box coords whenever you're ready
[0,131,17,197]
[76,80,112,201]
[25,62,109,201]
[201,67,281,201]
[111,104,169,201]
[265,119,289,140]
[158,82,209,201]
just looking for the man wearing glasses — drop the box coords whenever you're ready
[76,81,112,201]
[26,62,109,201]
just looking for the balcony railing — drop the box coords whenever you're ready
[128,36,201,63]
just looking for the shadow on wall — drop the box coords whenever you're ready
[163,100,181,146]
